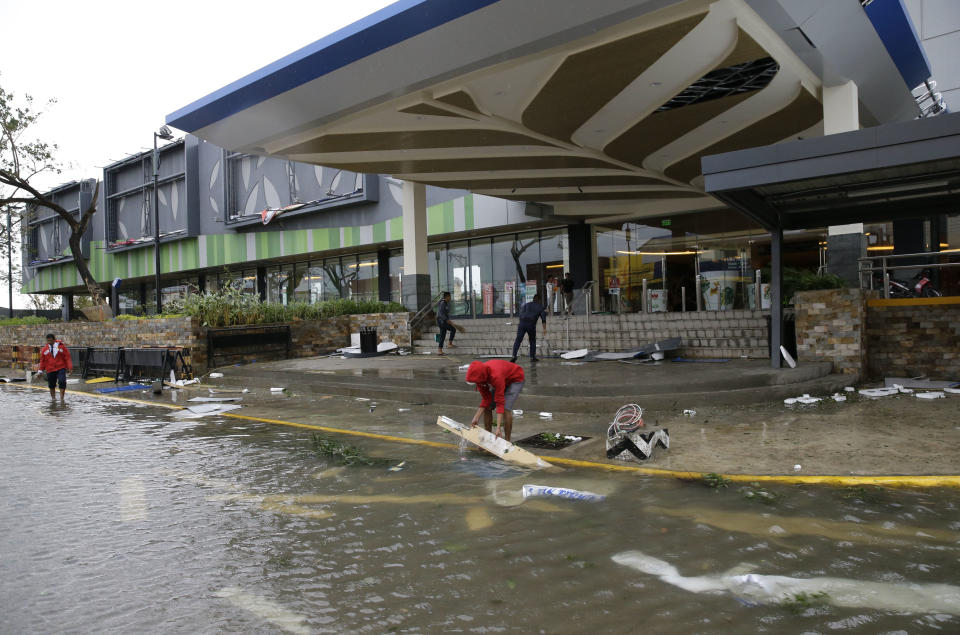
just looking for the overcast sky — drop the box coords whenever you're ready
[0,0,395,307]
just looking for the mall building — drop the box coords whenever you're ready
[22,0,959,322]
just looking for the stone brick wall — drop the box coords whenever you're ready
[866,302,960,379]
[0,313,413,373]
[794,289,868,376]
[0,317,204,371]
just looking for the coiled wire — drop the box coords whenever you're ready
[609,403,644,436]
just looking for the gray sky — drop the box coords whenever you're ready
[0,0,395,306]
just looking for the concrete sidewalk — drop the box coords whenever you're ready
[8,355,960,482]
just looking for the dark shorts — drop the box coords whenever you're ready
[483,381,524,412]
[46,368,67,389]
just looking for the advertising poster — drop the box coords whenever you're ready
[525,280,538,304]
[504,281,515,314]
[482,283,494,314]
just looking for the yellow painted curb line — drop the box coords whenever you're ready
[13,384,960,488]
[868,296,960,307]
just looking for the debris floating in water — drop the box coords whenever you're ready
[916,392,945,400]
[522,484,605,502]
[209,372,224,378]
[539,412,553,418]
[270,387,285,392]
[683,409,696,416]
[831,393,846,402]
[793,464,802,472]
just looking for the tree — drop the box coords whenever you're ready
[0,80,105,305]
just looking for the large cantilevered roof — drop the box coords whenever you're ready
[167,0,928,225]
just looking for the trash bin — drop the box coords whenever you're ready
[359,326,378,354]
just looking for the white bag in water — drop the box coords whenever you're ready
[522,484,605,502]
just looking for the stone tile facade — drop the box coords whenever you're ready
[794,289,869,376]
[866,302,960,379]
[0,313,413,373]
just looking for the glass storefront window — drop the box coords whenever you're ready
[389,249,403,304]
[291,263,310,303]
[321,258,346,300]
[304,264,325,303]
[492,235,518,314]
[447,240,472,317]
[469,239,494,315]
[513,232,541,305]
[539,229,567,315]
[265,265,293,304]
[595,223,672,313]
[428,243,449,305]
[351,252,378,302]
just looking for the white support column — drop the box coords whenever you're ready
[401,180,430,310]
[823,81,865,285]
[823,80,859,135]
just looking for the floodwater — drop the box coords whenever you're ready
[2,386,959,634]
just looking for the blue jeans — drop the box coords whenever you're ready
[437,320,456,348]
[512,321,537,359]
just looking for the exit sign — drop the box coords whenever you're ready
[661,219,671,227]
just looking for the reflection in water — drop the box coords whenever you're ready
[1,386,959,633]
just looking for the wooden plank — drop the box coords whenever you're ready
[436,416,552,469]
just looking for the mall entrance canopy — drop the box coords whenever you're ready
[167,0,925,223]
[703,110,960,367]
[166,0,933,361]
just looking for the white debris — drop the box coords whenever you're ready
[916,392,945,400]
[522,484,605,502]
[270,387,285,392]
[893,384,914,394]
[512,409,523,416]
[355,397,370,401]
[945,387,960,394]
[458,364,471,371]
[784,398,797,405]
[844,386,855,392]
[795,394,821,404]
[563,435,583,442]
[539,412,553,418]
[831,393,847,402]
[793,464,802,472]
[859,387,899,397]
[683,409,697,416]
[209,372,224,378]
[397,408,411,413]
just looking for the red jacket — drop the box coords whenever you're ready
[465,360,524,414]
[38,340,73,373]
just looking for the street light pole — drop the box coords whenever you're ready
[152,125,174,313]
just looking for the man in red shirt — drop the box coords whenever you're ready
[35,333,73,401]
[465,359,525,441]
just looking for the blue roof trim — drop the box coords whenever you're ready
[166,0,501,133]
[864,0,932,89]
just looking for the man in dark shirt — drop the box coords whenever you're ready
[510,294,547,363]
[436,291,457,355]
[561,272,575,316]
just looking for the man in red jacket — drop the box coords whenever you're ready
[465,359,525,441]
[35,333,73,401]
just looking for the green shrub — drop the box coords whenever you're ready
[762,267,845,305]
[162,283,407,327]
[0,316,50,326]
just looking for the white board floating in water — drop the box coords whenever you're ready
[436,416,552,469]
[560,349,588,360]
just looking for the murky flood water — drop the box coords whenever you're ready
[2,386,959,634]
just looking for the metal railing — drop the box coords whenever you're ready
[858,251,960,298]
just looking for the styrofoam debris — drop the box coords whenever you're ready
[397,408,411,413]
[512,409,523,416]
[844,386,855,392]
[270,387,285,392]
[793,464,802,472]
[893,384,914,394]
[683,409,697,416]
[563,435,583,442]
[859,387,898,397]
[795,394,821,404]
[539,412,553,418]
[355,397,370,401]
[522,484,605,502]
[831,393,847,402]
[458,364,470,371]
[784,398,797,405]
[915,392,945,400]
[945,387,960,394]
[209,372,224,378]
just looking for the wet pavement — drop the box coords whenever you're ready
[2,383,960,633]
[5,352,959,481]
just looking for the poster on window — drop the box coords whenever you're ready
[504,281,515,314]
[525,280,538,304]
[482,283,494,314]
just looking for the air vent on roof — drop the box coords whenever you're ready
[657,57,779,111]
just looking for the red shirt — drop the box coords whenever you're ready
[465,360,524,414]
[38,340,73,373]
